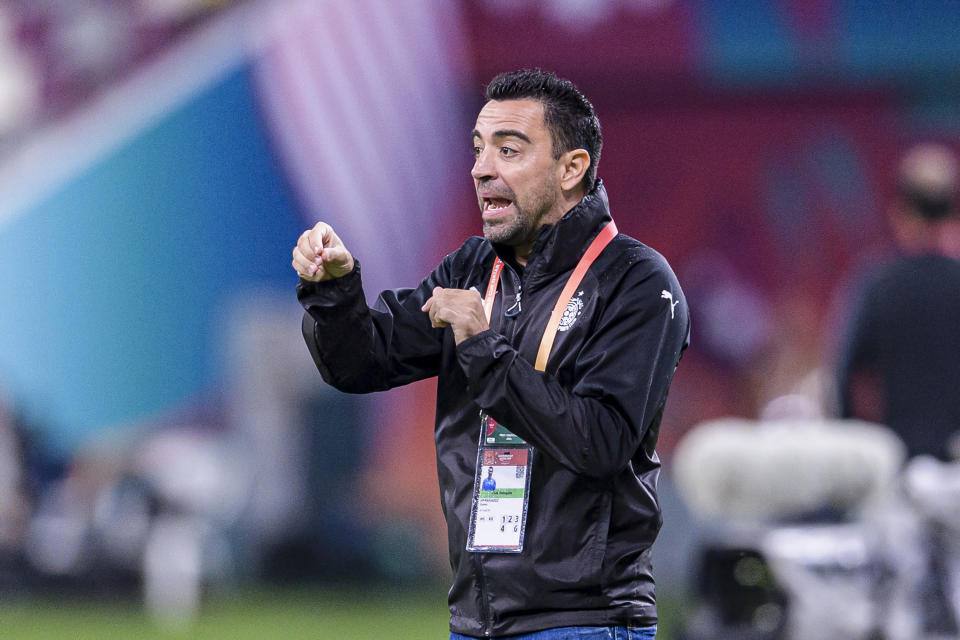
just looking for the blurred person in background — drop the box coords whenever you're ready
[836,142,960,462]
[292,69,689,639]
[836,142,960,636]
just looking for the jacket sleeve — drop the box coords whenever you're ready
[297,259,449,393]
[455,255,689,479]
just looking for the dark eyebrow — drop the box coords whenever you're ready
[471,129,532,144]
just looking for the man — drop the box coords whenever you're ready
[482,467,496,492]
[293,69,689,639]
[836,143,960,636]
[837,142,960,461]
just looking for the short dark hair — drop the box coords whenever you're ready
[485,69,602,193]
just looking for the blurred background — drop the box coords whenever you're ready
[0,0,959,638]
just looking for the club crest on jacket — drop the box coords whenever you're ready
[558,291,585,332]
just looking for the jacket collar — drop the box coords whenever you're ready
[491,180,613,279]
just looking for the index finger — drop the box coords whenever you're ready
[308,222,333,253]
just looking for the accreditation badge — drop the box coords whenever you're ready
[466,412,533,553]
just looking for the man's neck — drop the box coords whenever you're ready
[514,188,586,266]
[514,243,535,267]
[893,211,957,257]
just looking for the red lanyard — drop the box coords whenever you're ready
[482,221,618,372]
[481,258,504,323]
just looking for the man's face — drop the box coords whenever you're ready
[471,99,564,252]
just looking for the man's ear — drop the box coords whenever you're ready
[558,149,590,192]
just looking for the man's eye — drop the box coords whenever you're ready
[472,146,482,157]
[500,147,517,157]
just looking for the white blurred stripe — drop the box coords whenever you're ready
[300,1,404,250]
[261,8,374,238]
[251,0,467,295]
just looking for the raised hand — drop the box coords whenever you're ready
[292,221,355,282]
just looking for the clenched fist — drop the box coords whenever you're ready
[292,221,355,282]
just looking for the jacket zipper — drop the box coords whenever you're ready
[475,265,524,637]
[473,552,492,636]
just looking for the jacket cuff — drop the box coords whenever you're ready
[455,329,512,401]
[296,260,363,310]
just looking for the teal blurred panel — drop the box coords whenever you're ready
[698,0,960,86]
[0,63,304,455]
[839,0,960,79]
[695,0,802,85]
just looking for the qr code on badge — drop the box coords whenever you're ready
[515,466,525,479]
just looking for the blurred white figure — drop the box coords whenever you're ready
[673,417,909,640]
[221,292,318,555]
[143,515,207,627]
[673,417,904,522]
[902,456,960,636]
[135,427,249,524]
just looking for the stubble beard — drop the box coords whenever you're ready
[483,207,533,247]
[482,176,559,249]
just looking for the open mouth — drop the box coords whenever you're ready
[483,197,513,212]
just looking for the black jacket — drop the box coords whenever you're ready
[838,253,960,460]
[298,183,689,637]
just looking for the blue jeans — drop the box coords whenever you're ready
[451,626,657,639]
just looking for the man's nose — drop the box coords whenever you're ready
[472,149,496,181]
